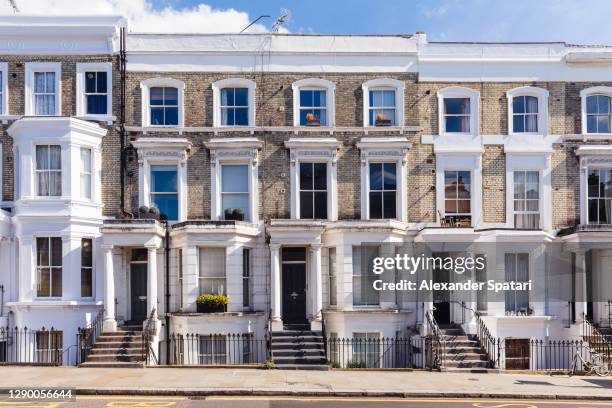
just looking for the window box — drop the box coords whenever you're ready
[196,294,228,313]
[374,117,392,127]
[224,208,245,221]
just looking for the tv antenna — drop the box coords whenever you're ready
[7,0,19,13]
[271,8,290,33]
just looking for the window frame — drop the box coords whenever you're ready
[513,170,541,229]
[25,62,61,116]
[212,78,256,127]
[292,78,335,128]
[367,161,398,220]
[149,163,179,222]
[352,245,381,307]
[198,246,227,296]
[76,62,113,120]
[220,163,250,222]
[35,236,63,299]
[586,167,612,225]
[35,329,63,364]
[362,78,404,128]
[80,237,94,298]
[140,78,184,128]
[437,87,479,136]
[298,161,328,220]
[35,144,62,197]
[443,170,472,218]
[506,87,549,135]
[504,253,530,314]
[581,86,612,135]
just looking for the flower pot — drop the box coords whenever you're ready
[196,303,227,313]
[375,119,392,126]
[305,119,321,127]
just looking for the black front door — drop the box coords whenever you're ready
[281,248,307,325]
[433,259,451,325]
[130,263,148,323]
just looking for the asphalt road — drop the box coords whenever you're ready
[2,396,611,408]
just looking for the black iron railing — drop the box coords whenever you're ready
[0,326,65,366]
[325,336,425,369]
[142,308,158,365]
[474,313,501,368]
[583,316,612,362]
[425,309,443,369]
[76,308,104,365]
[160,333,267,365]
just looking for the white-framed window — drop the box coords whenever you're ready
[81,238,93,298]
[140,78,184,127]
[352,245,380,307]
[243,248,251,308]
[362,78,404,127]
[368,162,397,219]
[198,247,226,295]
[36,237,62,298]
[587,168,612,224]
[581,87,612,135]
[513,171,540,229]
[150,164,178,221]
[437,87,479,135]
[35,145,61,197]
[80,147,92,199]
[76,63,112,118]
[292,79,335,127]
[212,78,256,127]
[221,164,250,222]
[35,330,63,364]
[299,162,327,219]
[444,170,471,219]
[507,87,549,135]
[199,335,227,365]
[0,62,8,116]
[352,332,381,368]
[504,253,529,313]
[25,62,61,116]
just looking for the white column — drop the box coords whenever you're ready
[226,244,243,313]
[183,246,198,312]
[574,249,589,323]
[146,245,158,319]
[102,245,116,332]
[270,244,282,330]
[310,244,323,329]
[18,237,34,302]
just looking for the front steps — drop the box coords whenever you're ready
[439,324,492,371]
[271,327,329,370]
[80,325,145,368]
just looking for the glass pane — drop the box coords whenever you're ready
[382,90,395,107]
[513,114,524,133]
[514,171,525,199]
[313,163,327,190]
[599,95,611,114]
[234,108,248,125]
[49,172,61,196]
[234,88,248,106]
[86,95,107,115]
[150,107,164,125]
[164,107,178,125]
[588,170,600,197]
[221,108,232,126]
[300,191,313,219]
[282,247,307,262]
[131,248,148,262]
[313,90,326,107]
[605,170,612,198]
[81,268,92,297]
[85,72,96,93]
[369,163,383,190]
[458,171,471,186]
[598,115,610,133]
[37,237,49,266]
[34,72,46,92]
[51,237,62,266]
[96,71,107,93]
[370,90,382,107]
[81,148,91,172]
[300,90,313,107]
[587,115,597,133]
[445,199,457,213]
[36,145,49,170]
[51,268,62,297]
[150,87,164,105]
[314,191,328,219]
[81,174,91,199]
[369,192,382,219]
[458,199,471,214]
[587,95,598,114]
[525,114,538,132]
[383,191,396,218]
[513,95,525,114]
[46,72,55,93]
[221,88,232,106]
[81,239,92,267]
[164,87,178,105]
[444,171,456,187]
[37,268,50,297]
[221,165,248,193]
[383,163,396,190]
[300,163,313,190]
[151,193,178,221]
[588,199,599,223]
[445,116,469,132]
[221,193,249,221]
[444,98,470,114]
[525,96,538,113]
[49,146,61,170]
[151,165,177,192]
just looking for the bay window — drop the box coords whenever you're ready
[369,163,397,219]
[588,169,612,224]
[504,253,529,313]
[80,148,92,199]
[81,238,93,298]
[513,171,540,229]
[36,237,62,298]
[299,162,327,219]
[150,164,178,221]
[444,170,471,218]
[221,164,249,221]
[199,247,226,295]
[352,245,380,306]
[35,145,61,197]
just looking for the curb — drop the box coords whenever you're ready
[74,388,612,400]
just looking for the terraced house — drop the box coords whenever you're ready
[0,15,611,371]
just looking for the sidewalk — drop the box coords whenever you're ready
[1,367,612,400]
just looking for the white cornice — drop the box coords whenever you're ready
[284,137,341,150]
[131,137,192,151]
[7,117,107,139]
[204,137,262,150]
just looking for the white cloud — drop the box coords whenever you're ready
[0,0,281,33]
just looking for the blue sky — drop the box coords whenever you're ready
[154,0,612,44]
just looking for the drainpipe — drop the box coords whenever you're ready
[164,224,170,364]
[118,26,127,212]
[0,284,4,317]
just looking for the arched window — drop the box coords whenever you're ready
[140,78,185,127]
[292,79,335,127]
[581,87,612,134]
[437,87,479,135]
[212,78,256,127]
[506,87,549,135]
[362,78,404,127]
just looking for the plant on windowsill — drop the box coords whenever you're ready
[304,112,321,127]
[224,208,245,221]
[196,294,229,313]
[138,206,160,220]
[374,113,392,127]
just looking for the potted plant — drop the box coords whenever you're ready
[305,112,321,127]
[196,294,229,313]
[224,208,245,221]
[374,113,392,126]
